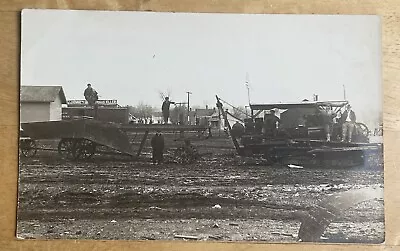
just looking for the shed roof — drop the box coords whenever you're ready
[250,101,348,110]
[195,108,215,117]
[20,86,67,104]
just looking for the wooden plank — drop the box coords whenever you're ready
[136,130,149,157]
[216,95,241,154]
[120,124,208,132]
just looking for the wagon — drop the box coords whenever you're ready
[20,118,209,161]
[19,128,37,158]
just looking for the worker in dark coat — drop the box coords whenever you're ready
[151,131,165,164]
[340,104,357,142]
[84,83,98,106]
[161,97,175,124]
[231,121,245,138]
[263,109,280,137]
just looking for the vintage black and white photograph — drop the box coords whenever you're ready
[17,9,384,243]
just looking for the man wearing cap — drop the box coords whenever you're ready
[340,104,356,142]
[84,83,98,106]
[161,97,175,124]
[263,109,280,137]
[151,130,165,164]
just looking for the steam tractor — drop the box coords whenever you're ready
[216,95,382,168]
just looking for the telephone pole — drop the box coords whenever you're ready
[186,91,192,125]
[245,72,251,105]
[343,84,347,100]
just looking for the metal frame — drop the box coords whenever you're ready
[20,119,210,160]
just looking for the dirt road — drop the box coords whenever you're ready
[17,142,384,243]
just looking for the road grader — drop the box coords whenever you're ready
[19,118,208,163]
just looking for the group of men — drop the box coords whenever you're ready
[320,104,356,142]
[85,83,175,124]
[83,84,176,164]
[261,104,357,142]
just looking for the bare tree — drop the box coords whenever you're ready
[170,104,187,125]
[158,89,172,101]
[128,102,155,123]
[231,106,247,120]
[191,105,202,110]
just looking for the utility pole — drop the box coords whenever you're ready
[186,91,192,125]
[245,105,250,118]
[343,84,347,100]
[245,72,251,105]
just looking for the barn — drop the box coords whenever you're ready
[20,86,67,123]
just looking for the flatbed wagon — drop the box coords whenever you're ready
[19,118,209,161]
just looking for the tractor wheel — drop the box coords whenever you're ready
[75,139,96,160]
[58,138,78,160]
[20,139,37,158]
[354,123,370,143]
[263,149,278,165]
[356,122,370,137]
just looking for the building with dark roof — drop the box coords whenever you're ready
[20,86,67,123]
[194,107,219,127]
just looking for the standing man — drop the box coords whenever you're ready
[84,83,98,106]
[161,97,175,124]
[151,130,165,164]
[263,109,280,137]
[320,105,336,142]
[340,104,356,142]
[231,121,245,138]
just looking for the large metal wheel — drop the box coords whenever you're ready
[58,138,78,160]
[356,122,370,137]
[75,139,96,160]
[263,149,279,165]
[20,139,37,158]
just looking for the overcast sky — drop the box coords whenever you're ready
[21,9,382,126]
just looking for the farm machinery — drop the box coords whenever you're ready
[19,118,209,162]
[216,95,383,168]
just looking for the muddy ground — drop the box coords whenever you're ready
[16,137,384,243]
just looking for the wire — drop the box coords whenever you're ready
[218,98,248,116]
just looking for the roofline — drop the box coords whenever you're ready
[20,100,52,103]
[250,100,349,110]
[20,85,67,104]
[58,87,67,104]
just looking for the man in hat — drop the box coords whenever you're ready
[340,104,357,142]
[263,109,280,137]
[231,121,245,138]
[151,130,165,164]
[161,97,175,124]
[84,83,98,106]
